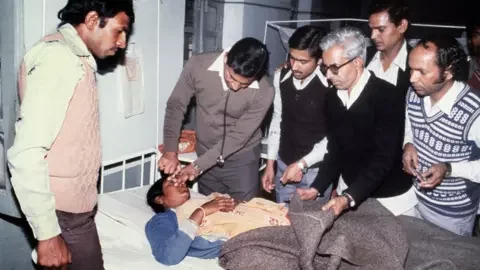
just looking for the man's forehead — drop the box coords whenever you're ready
[109,12,130,29]
[369,11,392,27]
[289,49,313,61]
[323,46,345,62]
[411,46,436,66]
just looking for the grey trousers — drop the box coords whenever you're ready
[275,158,332,206]
[198,145,260,201]
[415,202,477,236]
[56,209,104,270]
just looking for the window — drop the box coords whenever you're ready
[181,0,224,131]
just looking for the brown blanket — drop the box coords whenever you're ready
[219,194,480,269]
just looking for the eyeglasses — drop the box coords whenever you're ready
[320,57,356,75]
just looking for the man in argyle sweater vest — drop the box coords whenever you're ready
[403,35,480,236]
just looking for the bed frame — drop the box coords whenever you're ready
[99,148,159,194]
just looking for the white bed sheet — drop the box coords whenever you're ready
[96,185,223,270]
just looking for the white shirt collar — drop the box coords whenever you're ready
[336,69,371,109]
[207,48,260,91]
[371,40,408,71]
[280,65,329,88]
[424,81,466,115]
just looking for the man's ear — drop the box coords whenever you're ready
[316,58,322,65]
[224,53,228,64]
[398,19,409,34]
[84,11,100,30]
[354,57,364,70]
[444,66,454,81]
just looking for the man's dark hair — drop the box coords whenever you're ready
[226,37,269,81]
[368,0,410,27]
[58,0,135,28]
[288,25,325,60]
[417,35,469,81]
[146,179,165,214]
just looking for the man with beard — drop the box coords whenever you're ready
[403,36,480,236]
[262,25,332,205]
[8,0,134,268]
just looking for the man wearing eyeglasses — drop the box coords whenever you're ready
[296,27,412,217]
[261,25,332,205]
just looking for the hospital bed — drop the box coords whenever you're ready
[32,139,269,269]
[31,149,222,269]
[96,149,226,269]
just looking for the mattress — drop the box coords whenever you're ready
[95,185,223,270]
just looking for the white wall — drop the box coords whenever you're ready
[221,0,309,75]
[222,0,245,48]
[22,0,185,162]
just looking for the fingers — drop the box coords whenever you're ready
[261,174,274,193]
[217,198,236,212]
[418,167,442,189]
[158,158,180,175]
[321,199,335,212]
[67,249,72,263]
[295,188,310,200]
[403,155,417,175]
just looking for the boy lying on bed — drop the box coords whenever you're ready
[145,178,290,265]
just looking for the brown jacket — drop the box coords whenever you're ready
[163,51,274,170]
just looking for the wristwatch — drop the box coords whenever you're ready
[192,162,203,175]
[297,161,308,174]
[444,162,452,177]
[341,192,355,208]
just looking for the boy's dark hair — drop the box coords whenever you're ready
[58,0,135,29]
[417,35,469,82]
[146,179,165,214]
[288,25,325,60]
[368,0,410,27]
[226,37,269,81]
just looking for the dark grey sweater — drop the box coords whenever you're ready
[163,52,274,171]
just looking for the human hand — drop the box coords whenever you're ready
[321,196,348,217]
[418,163,447,189]
[158,152,181,175]
[402,143,419,176]
[167,163,199,185]
[261,166,275,193]
[37,235,71,269]
[296,187,319,201]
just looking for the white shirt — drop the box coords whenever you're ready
[367,41,408,86]
[335,69,417,216]
[266,66,329,166]
[404,81,480,184]
[207,48,259,91]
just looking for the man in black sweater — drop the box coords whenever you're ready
[297,27,412,217]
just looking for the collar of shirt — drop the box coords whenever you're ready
[424,81,466,115]
[207,48,260,91]
[280,65,329,89]
[337,69,371,109]
[58,23,97,71]
[370,40,408,72]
